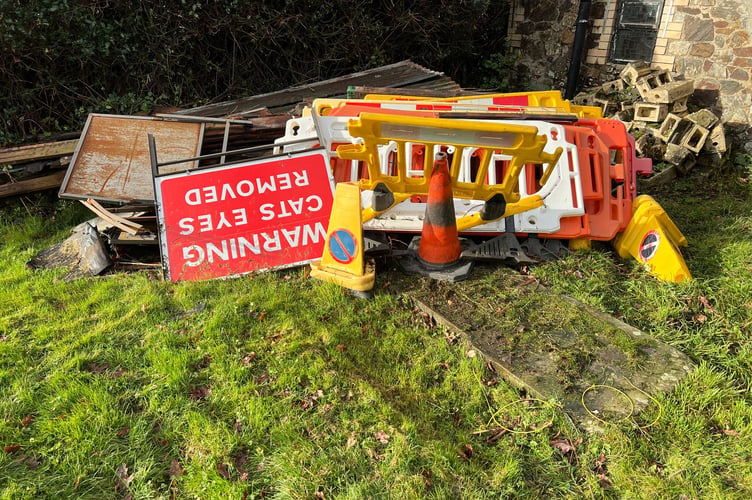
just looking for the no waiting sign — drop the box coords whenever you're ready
[154,149,334,281]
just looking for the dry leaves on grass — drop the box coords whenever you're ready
[549,433,582,461]
[115,463,135,496]
[457,444,474,460]
[592,453,612,487]
[189,386,211,401]
[374,430,390,444]
[20,414,34,428]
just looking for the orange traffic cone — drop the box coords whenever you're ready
[417,152,462,268]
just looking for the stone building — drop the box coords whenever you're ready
[507,0,752,128]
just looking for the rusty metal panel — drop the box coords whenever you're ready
[60,114,203,203]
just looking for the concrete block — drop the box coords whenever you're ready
[678,123,710,154]
[635,133,666,160]
[670,96,689,115]
[658,113,689,143]
[635,70,676,99]
[620,61,653,86]
[686,109,719,130]
[572,91,599,107]
[704,124,727,153]
[642,80,695,104]
[602,79,626,95]
[634,102,669,122]
[615,106,635,123]
[593,97,617,117]
[664,143,696,174]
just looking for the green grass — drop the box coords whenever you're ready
[2,171,752,499]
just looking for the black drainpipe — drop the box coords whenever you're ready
[564,0,592,100]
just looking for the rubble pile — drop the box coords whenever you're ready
[572,61,728,185]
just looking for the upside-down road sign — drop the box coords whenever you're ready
[154,149,334,281]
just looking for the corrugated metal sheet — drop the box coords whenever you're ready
[177,60,464,118]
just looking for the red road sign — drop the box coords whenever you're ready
[155,149,334,281]
[639,230,660,262]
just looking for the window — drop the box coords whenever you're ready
[610,0,665,63]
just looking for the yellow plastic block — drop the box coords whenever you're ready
[613,195,691,283]
[310,182,375,292]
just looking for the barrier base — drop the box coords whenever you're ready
[398,237,474,282]
[310,257,376,292]
[460,233,536,267]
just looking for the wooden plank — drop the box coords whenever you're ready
[81,199,142,235]
[0,139,79,166]
[0,170,66,198]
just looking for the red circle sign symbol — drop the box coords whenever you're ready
[639,230,660,262]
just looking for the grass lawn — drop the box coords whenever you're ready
[1,168,751,499]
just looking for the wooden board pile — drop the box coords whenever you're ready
[572,61,728,185]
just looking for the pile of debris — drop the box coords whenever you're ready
[572,60,728,185]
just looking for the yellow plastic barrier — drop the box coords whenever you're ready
[361,90,602,119]
[310,182,376,292]
[612,195,692,283]
[337,112,563,230]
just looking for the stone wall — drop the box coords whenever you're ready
[507,0,752,130]
[667,0,752,127]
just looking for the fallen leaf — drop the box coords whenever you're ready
[108,368,127,378]
[20,414,34,428]
[257,312,267,321]
[693,313,707,323]
[4,445,21,454]
[346,435,357,449]
[217,462,231,480]
[699,296,714,312]
[550,436,581,456]
[24,455,40,470]
[88,363,109,374]
[169,459,183,480]
[597,473,612,488]
[722,429,740,437]
[241,352,258,366]
[189,386,211,401]
[115,463,134,492]
[374,430,390,444]
[117,427,130,438]
[457,444,474,460]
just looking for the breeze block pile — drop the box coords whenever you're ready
[572,60,728,184]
